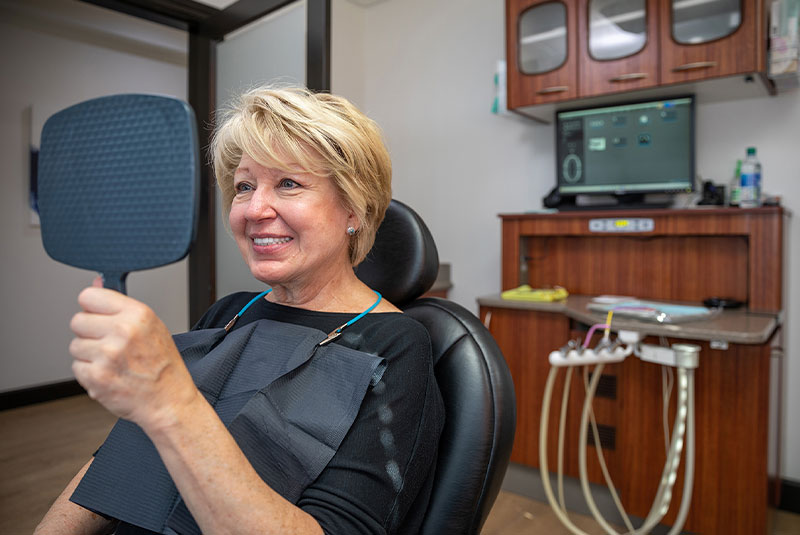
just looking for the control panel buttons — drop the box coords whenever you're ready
[588,218,655,232]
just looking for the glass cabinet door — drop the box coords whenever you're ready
[507,0,578,108]
[660,0,757,85]
[518,2,568,74]
[588,0,648,60]
[671,0,742,44]
[579,0,658,97]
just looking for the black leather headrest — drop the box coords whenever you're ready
[355,199,439,307]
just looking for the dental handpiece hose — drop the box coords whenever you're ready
[578,345,698,535]
[541,337,699,535]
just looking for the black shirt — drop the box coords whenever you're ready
[115,292,444,535]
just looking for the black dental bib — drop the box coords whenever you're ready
[70,319,386,535]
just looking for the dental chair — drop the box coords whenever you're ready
[355,199,516,534]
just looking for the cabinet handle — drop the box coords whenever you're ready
[537,85,569,95]
[609,72,648,82]
[672,61,717,72]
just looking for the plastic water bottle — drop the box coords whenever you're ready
[739,147,762,208]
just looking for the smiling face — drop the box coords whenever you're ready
[229,153,357,293]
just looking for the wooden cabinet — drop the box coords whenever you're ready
[498,207,783,311]
[506,0,769,109]
[578,0,661,97]
[481,306,774,535]
[481,207,785,534]
[659,0,766,84]
[507,0,580,107]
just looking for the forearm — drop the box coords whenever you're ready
[144,391,323,535]
[34,459,118,535]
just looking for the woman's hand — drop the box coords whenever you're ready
[68,280,323,535]
[69,277,198,431]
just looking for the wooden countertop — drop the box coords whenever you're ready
[498,205,787,220]
[477,294,780,345]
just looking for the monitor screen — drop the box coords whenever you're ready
[555,96,694,197]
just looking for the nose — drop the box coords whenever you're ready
[244,187,278,221]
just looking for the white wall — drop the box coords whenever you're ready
[360,0,550,309]
[0,0,189,392]
[214,1,307,298]
[332,0,366,108]
[332,0,800,481]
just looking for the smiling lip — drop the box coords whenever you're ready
[253,236,292,246]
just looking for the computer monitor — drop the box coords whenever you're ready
[555,96,694,208]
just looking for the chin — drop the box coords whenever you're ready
[250,272,279,286]
[245,258,285,282]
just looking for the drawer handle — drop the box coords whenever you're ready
[609,72,648,82]
[672,61,717,72]
[537,85,569,94]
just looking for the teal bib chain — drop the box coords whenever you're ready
[224,288,383,346]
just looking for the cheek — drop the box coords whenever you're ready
[228,206,246,236]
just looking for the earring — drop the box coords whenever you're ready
[347,226,356,236]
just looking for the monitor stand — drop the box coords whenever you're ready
[558,193,672,211]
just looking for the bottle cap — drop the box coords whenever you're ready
[747,147,756,155]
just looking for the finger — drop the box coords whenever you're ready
[71,359,92,390]
[69,338,110,362]
[92,275,103,288]
[71,360,107,400]
[70,311,115,339]
[69,335,124,366]
[77,286,130,315]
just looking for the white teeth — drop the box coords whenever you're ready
[253,237,292,245]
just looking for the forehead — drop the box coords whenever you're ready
[234,152,307,176]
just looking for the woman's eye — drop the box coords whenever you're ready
[278,178,299,189]
[234,182,253,193]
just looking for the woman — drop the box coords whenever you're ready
[35,86,444,535]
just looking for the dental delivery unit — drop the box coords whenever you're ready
[540,310,699,535]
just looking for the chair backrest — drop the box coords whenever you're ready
[356,199,516,534]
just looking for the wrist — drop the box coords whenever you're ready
[138,385,204,438]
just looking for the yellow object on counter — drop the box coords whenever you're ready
[501,285,568,302]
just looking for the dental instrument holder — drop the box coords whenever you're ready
[672,343,700,368]
[543,329,700,535]
[549,332,700,369]
[37,94,200,294]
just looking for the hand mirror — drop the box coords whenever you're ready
[37,94,199,294]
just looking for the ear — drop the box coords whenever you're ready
[346,211,359,232]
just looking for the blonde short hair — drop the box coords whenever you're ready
[211,86,392,266]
